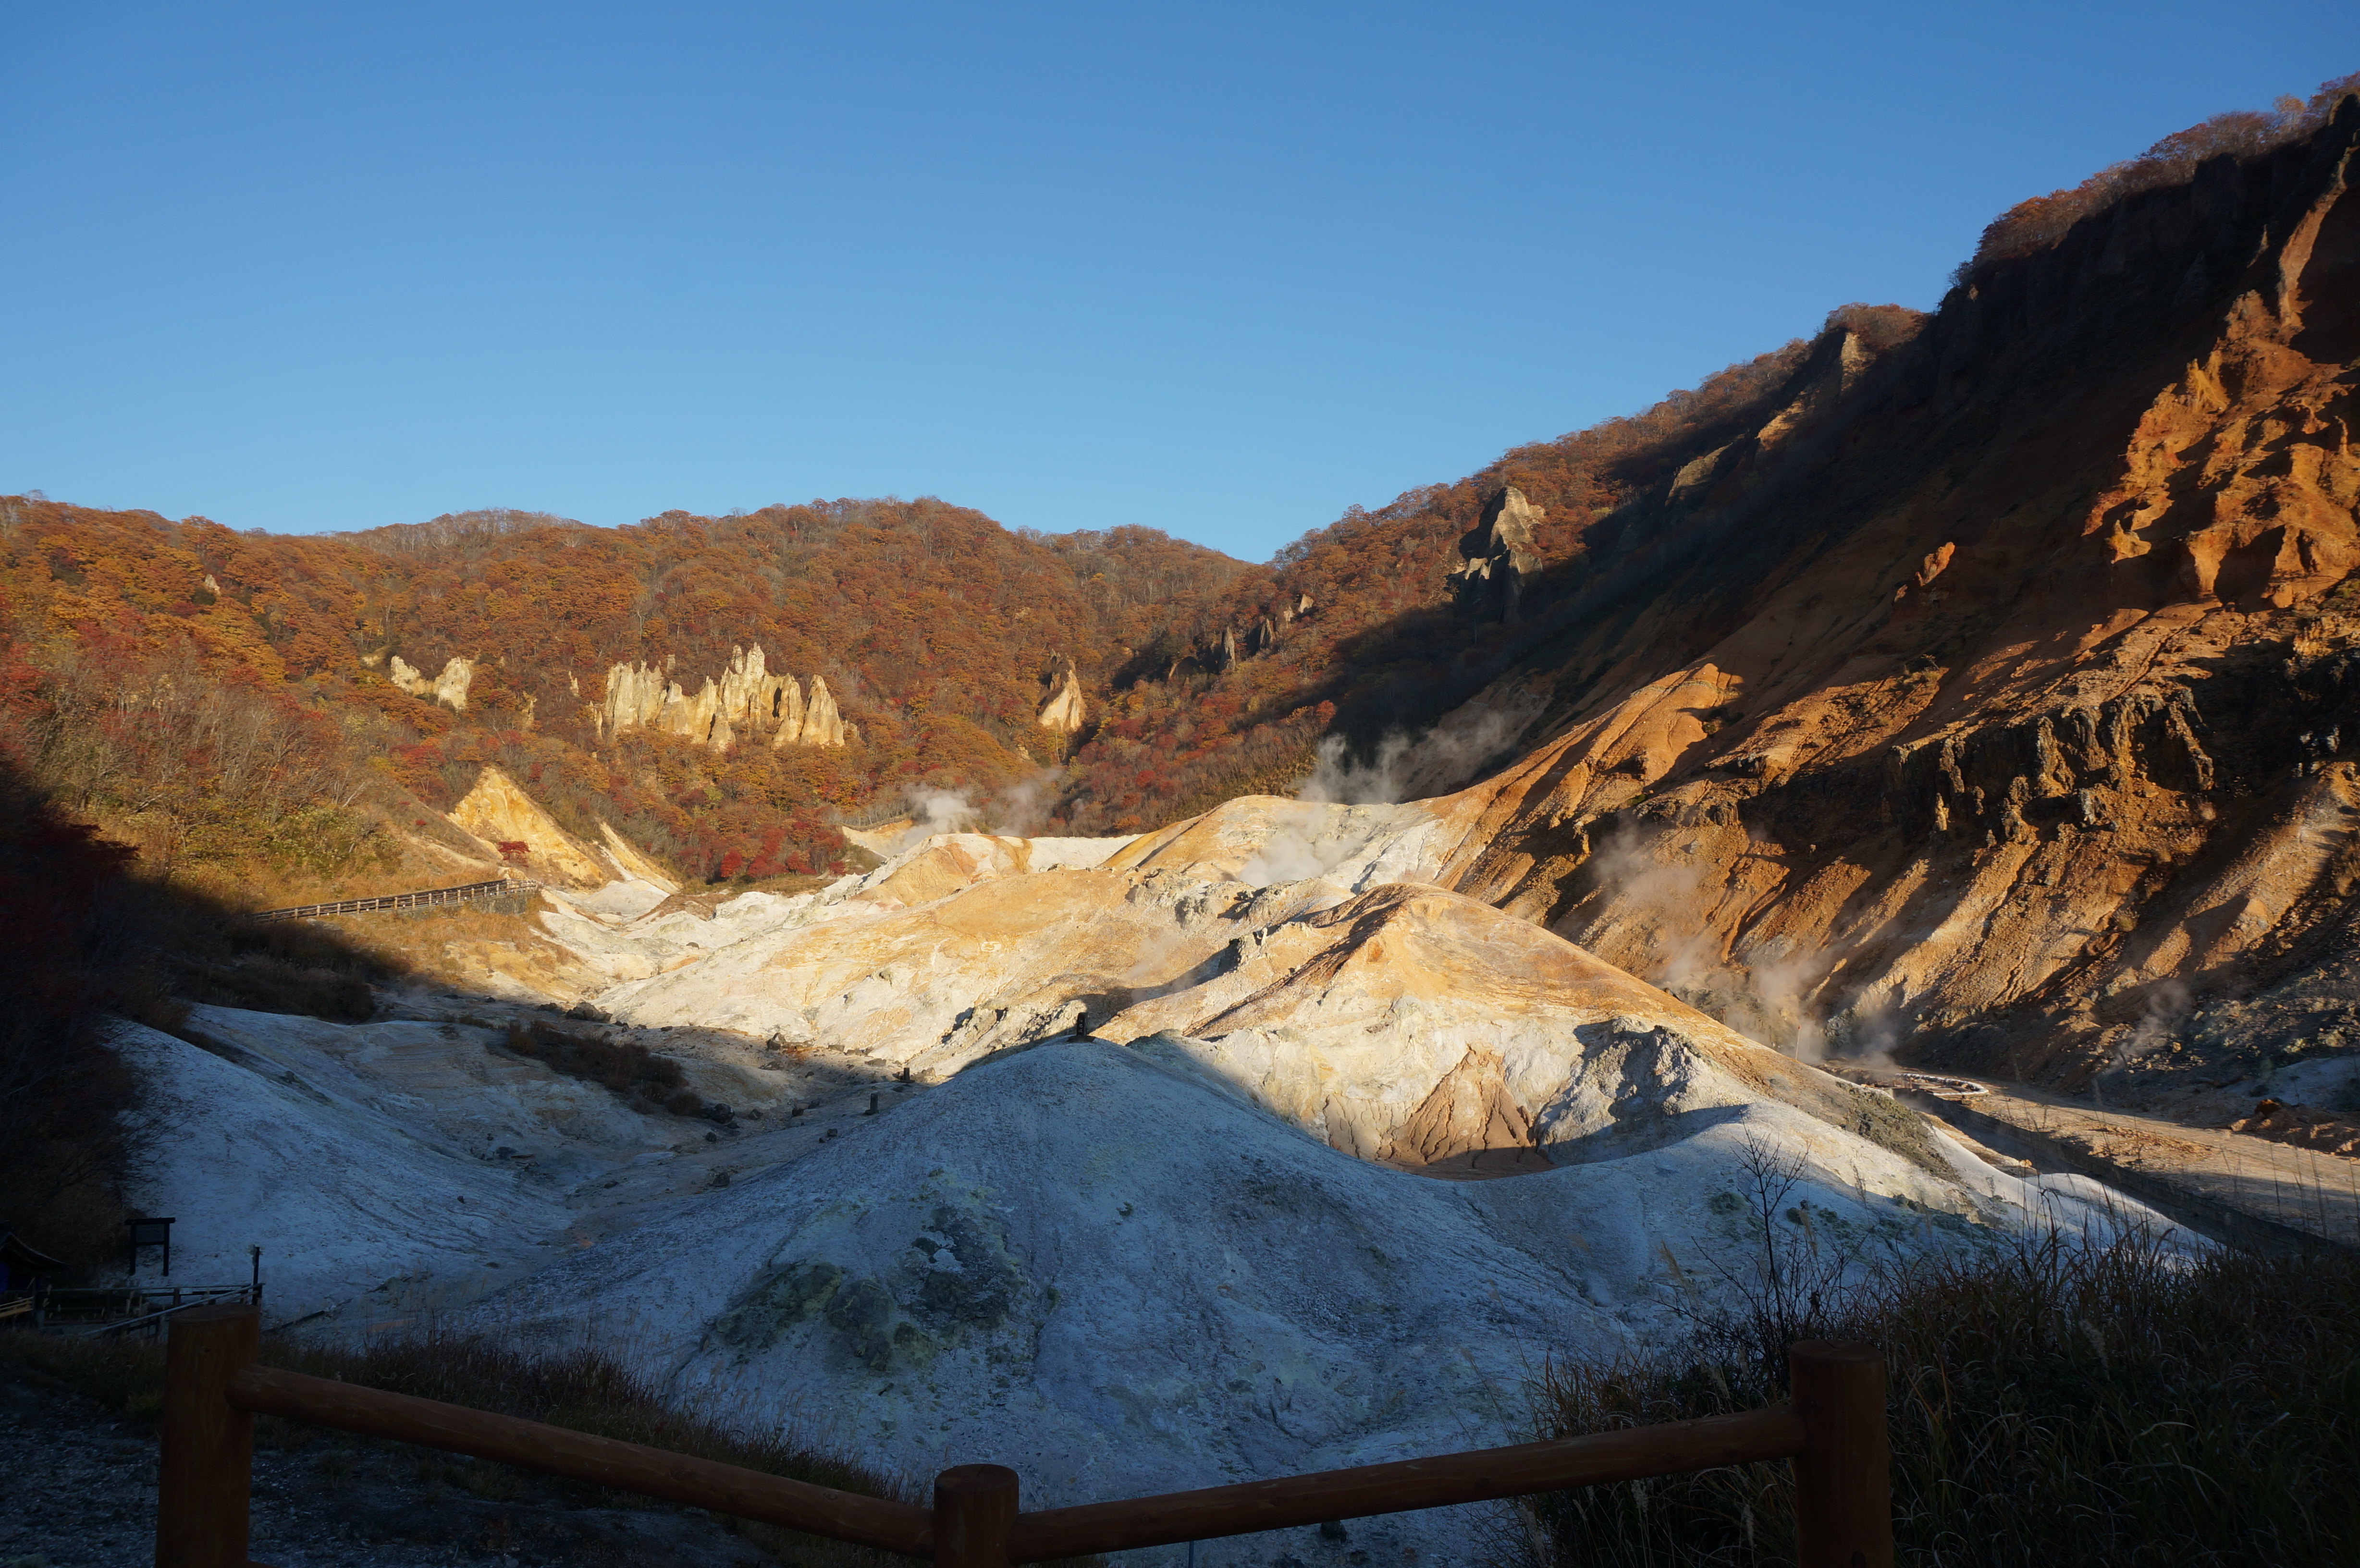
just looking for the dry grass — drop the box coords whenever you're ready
[166,851,465,916]
[1522,1224,2360,1567]
[304,899,594,1000]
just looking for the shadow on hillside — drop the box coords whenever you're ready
[1107,331,1923,806]
[0,749,399,1276]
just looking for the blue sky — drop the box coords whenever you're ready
[5,3,2356,561]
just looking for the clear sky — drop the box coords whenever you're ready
[5,3,2357,561]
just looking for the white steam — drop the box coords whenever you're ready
[1297,689,1541,807]
[885,789,983,854]
[1568,826,1902,1064]
[882,770,1067,854]
[1239,804,1374,889]
[1298,734,1414,806]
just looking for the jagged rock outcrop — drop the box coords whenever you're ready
[1448,487,1543,621]
[388,654,476,710]
[596,645,852,751]
[1036,663,1085,734]
[796,674,849,748]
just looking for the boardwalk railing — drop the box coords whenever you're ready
[250,878,541,923]
[34,1283,261,1336]
[157,1306,1893,1568]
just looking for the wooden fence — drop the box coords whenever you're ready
[31,1282,261,1336]
[156,1306,1892,1568]
[249,878,541,923]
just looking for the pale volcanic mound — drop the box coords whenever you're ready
[554,796,1943,1178]
[464,1034,2082,1568]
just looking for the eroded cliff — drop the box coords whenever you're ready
[1398,98,2360,1096]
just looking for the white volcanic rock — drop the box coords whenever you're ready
[115,954,2171,1568]
[465,1037,2163,1567]
[596,645,848,751]
[113,1016,569,1317]
[389,654,477,710]
[549,797,1954,1182]
[116,1003,927,1321]
[1037,665,1086,734]
[1101,880,1936,1175]
[1105,795,1458,890]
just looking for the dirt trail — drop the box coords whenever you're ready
[1842,1069,2360,1253]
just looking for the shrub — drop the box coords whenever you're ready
[1524,1222,2360,1566]
[498,1020,685,1100]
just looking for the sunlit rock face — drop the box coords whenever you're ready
[1321,106,2360,1089]
[594,644,852,750]
[389,653,476,710]
[1038,663,1086,734]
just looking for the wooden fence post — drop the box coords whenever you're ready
[157,1304,260,1568]
[1788,1341,1891,1568]
[934,1464,1019,1568]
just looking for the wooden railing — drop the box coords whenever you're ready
[19,1282,261,1335]
[157,1306,1892,1568]
[249,878,541,923]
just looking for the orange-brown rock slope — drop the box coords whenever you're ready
[1411,98,2360,1097]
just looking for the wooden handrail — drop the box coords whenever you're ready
[224,1363,931,1554]
[1005,1406,1808,1560]
[250,878,540,923]
[158,1307,1893,1568]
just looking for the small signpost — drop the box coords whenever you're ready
[126,1215,175,1276]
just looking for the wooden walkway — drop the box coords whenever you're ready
[252,878,541,923]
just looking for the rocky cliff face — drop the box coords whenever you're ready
[1448,485,1544,621]
[1036,663,1086,734]
[389,654,476,710]
[1394,98,2360,1095]
[446,764,669,891]
[596,644,853,752]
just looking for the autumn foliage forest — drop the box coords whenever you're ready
[2,80,2346,897]
[1965,70,2360,275]
[0,497,1246,894]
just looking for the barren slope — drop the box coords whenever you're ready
[1361,101,2360,1097]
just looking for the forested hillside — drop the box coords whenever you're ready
[0,497,1242,892]
[1051,303,1925,830]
